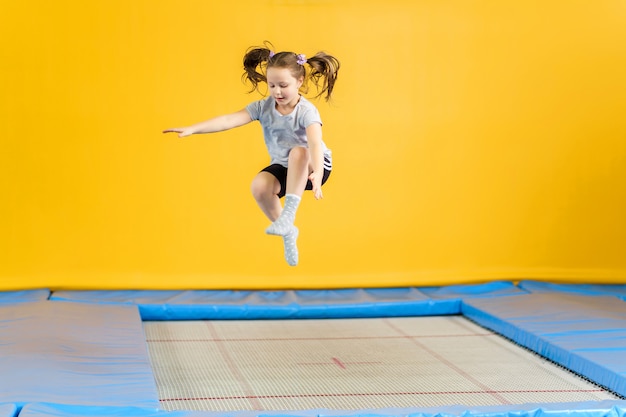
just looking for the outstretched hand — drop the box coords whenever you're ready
[309,171,324,200]
[162,127,193,138]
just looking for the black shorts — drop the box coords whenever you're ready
[261,161,331,198]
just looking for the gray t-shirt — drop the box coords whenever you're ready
[246,96,332,169]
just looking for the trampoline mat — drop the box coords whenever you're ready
[144,316,620,411]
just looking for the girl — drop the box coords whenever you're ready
[163,43,340,266]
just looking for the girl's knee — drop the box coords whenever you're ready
[250,176,268,199]
[288,146,309,162]
[251,173,279,200]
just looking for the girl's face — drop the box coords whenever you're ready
[267,67,303,108]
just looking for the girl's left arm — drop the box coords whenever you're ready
[306,122,324,200]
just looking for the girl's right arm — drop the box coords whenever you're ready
[163,109,252,138]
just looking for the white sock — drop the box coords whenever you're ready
[266,194,301,236]
[282,226,299,266]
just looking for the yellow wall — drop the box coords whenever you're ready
[1,0,625,290]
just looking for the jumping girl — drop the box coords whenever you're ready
[163,43,340,266]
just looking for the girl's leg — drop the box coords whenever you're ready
[266,147,309,236]
[250,168,300,266]
[284,146,310,196]
[267,147,311,267]
[250,172,282,221]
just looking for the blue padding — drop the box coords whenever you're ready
[50,288,459,320]
[18,401,626,417]
[0,302,159,409]
[519,281,626,301]
[0,289,50,304]
[419,281,527,299]
[0,404,17,417]
[462,293,626,397]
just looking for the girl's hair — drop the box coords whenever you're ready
[242,41,340,101]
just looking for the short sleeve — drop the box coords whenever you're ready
[301,105,322,128]
[245,100,262,121]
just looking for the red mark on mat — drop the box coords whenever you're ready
[332,357,346,369]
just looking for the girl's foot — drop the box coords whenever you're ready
[282,226,299,266]
[266,216,293,236]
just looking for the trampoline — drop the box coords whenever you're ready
[1,281,626,417]
[145,317,618,411]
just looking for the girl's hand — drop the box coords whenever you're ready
[162,127,194,138]
[309,171,324,200]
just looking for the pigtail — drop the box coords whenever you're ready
[242,42,274,94]
[306,52,340,101]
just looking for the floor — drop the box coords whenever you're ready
[144,316,619,411]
